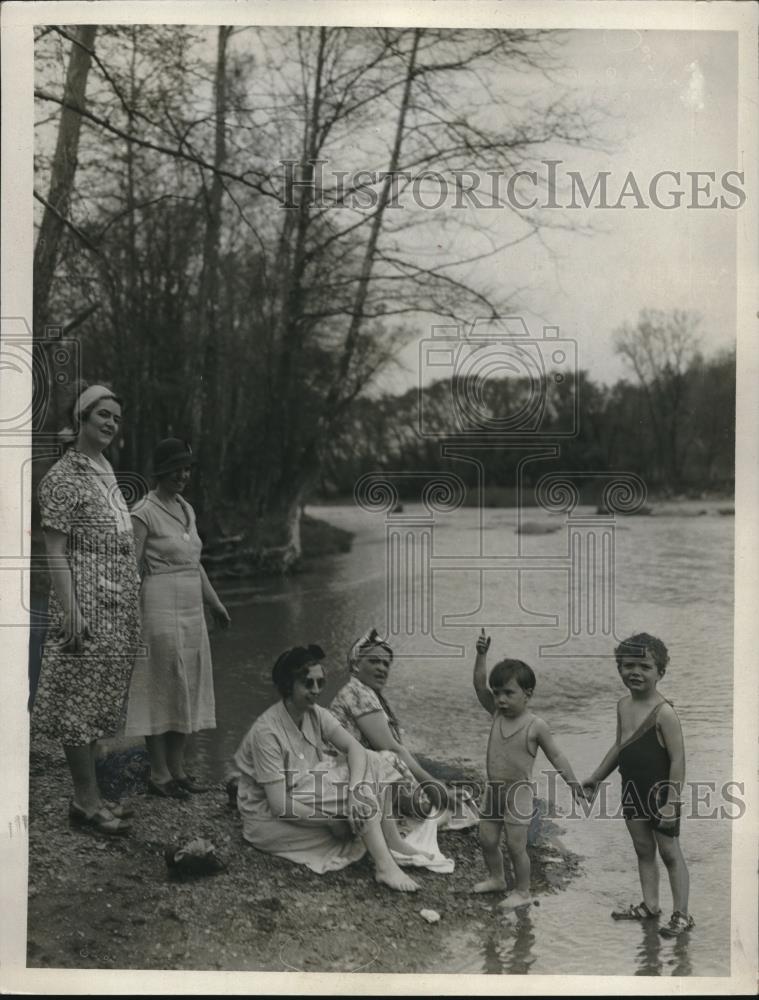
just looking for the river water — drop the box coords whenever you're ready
[195,501,734,978]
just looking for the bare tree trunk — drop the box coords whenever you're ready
[249,27,329,553]
[193,25,232,518]
[304,28,421,460]
[121,28,140,472]
[273,28,328,464]
[331,29,421,392]
[33,25,97,339]
[259,29,421,565]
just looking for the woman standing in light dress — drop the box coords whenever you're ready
[125,438,230,799]
[34,383,140,836]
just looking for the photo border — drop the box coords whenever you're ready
[2,1,757,994]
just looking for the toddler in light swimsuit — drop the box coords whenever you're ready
[583,632,694,938]
[472,630,583,910]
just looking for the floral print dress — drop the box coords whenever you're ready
[329,675,417,787]
[32,448,141,746]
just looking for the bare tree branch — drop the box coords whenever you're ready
[34,88,278,199]
[33,189,101,254]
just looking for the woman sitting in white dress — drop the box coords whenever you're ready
[233,644,428,890]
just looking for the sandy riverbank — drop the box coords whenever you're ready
[26,741,581,974]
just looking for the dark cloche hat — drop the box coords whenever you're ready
[152,438,196,477]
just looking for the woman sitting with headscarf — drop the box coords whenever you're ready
[233,644,433,890]
[329,629,457,817]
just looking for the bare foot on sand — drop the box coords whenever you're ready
[498,891,532,911]
[473,877,508,893]
[375,866,420,892]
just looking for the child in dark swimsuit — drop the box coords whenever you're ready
[584,633,694,938]
[472,630,583,911]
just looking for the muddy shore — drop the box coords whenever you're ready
[27,741,581,975]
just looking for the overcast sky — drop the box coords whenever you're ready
[33,25,741,394]
[377,28,739,393]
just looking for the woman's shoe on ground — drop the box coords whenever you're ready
[68,800,131,836]
[104,800,134,819]
[174,775,209,794]
[147,778,191,800]
[658,911,695,937]
[611,901,661,920]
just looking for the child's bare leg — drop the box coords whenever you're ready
[474,818,508,892]
[499,822,532,909]
[625,819,661,913]
[655,831,689,914]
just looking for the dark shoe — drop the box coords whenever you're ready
[611,901,661,921]
[174,774,209,794]
[104,799,134,819]
[147,778,190,800]
[69,800,131,836]
[658,911,695,938]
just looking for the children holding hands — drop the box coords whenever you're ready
[469,628,693,937]
[471,629,584,911]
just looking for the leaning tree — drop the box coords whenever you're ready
[35,24,605,564]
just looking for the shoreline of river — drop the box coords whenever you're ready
[312,487,735,510]
[26,740,581,974]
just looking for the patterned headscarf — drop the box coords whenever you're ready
[347,628,393,674]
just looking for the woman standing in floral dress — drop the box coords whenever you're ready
[33,383,141,836]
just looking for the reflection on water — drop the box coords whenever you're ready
[194,502,732,977]
[635,920,693,977]
[482,910,537,975]
[635,921,663,976]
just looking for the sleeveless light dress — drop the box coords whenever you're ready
[124,492,215,736]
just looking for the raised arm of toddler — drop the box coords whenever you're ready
[473,628,495,714]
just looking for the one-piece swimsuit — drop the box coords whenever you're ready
[618,700,680,838]
[482,712,537,826]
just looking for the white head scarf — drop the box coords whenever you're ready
[59,384,117,443]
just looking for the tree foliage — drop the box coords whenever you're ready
[320,336,735,500]
[34,26,729,566]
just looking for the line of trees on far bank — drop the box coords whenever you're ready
[317,312,735,504]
